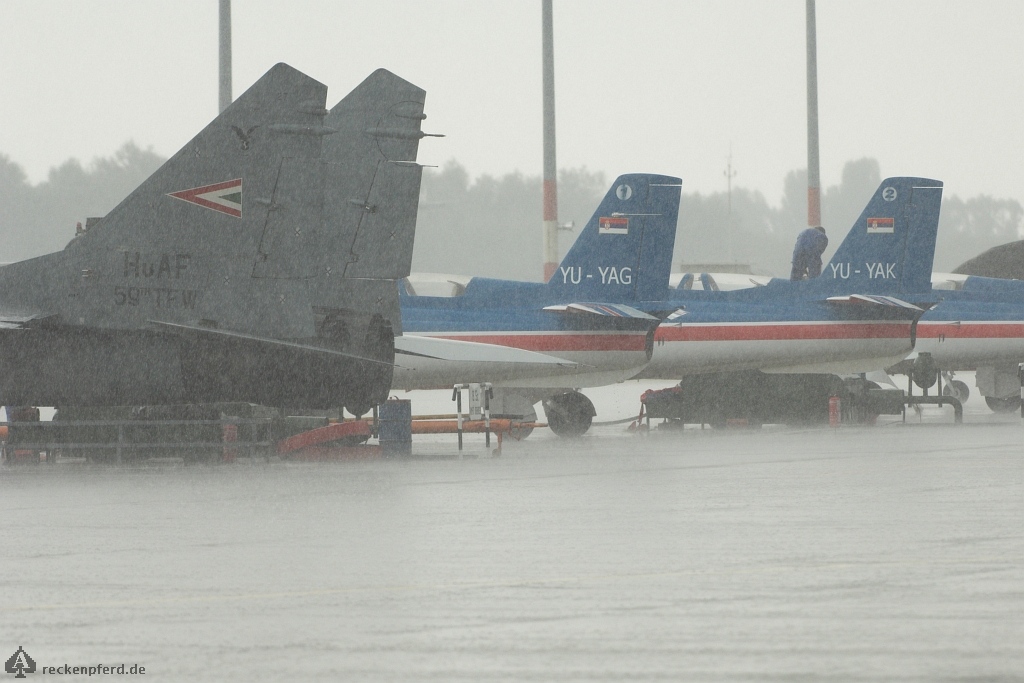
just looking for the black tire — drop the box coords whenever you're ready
[345,404,372,419]
[543,392,595,437]
[942,380,970,403]
[985,395,1021,413]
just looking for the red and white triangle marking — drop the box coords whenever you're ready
[168,179,242,218]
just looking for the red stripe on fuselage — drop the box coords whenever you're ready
[655,321,909,343]
[917,322,1024,339]
[428,332,648,352]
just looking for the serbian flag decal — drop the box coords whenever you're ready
[599,216,629,235]
[168,179,242,218]
[866,217,894,234]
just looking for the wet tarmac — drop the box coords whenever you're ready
[1,384,1022,681]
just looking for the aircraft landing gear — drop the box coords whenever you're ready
[942,378,970,404]
[984,395,1021,413]
[345,403,372,419]
[542,391,595,437]
[976,364,1023,414]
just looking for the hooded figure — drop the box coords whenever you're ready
[790,225,828,280]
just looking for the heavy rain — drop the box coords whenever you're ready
[1,1,1023,681]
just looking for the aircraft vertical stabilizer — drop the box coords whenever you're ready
[818,177,942,298]
[313,69,431,340]
[322,69,428,281]
[546,174,681,303]
[0,64,425,410]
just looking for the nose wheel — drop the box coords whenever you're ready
[941,378,970,404]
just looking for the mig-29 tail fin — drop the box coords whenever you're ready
[58,62,335,337]
[321,69,434,282]
[0,64,437,409]
[52,64,426,410]
[313,69,435,354]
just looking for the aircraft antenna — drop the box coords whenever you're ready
[724,149,737,262]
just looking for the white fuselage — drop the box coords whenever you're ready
[392,330,651,390]
[914,319,1024,369]
[635,318,915,378]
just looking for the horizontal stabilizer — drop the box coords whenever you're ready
[0,312,56,329]
[825,294,923,311]
[395,334,576,366]
[542,302,658,320]
[0,315,36,329]
[149,320,392,366]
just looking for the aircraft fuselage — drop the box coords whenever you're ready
[397,294,653,390]
[0,326,390,409]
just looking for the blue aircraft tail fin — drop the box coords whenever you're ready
[819,177,942,297]
[546,174,681,303]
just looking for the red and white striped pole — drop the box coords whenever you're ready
[542,0,559,281]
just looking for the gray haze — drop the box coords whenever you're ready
[2,1,1024,209]
[1,148,1016,278]
[2,4,1022,678]
[414,159,1024,279]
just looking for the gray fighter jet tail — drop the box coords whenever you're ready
[323,69,430,280]
[0,64,424,410]
[308,69,435,347]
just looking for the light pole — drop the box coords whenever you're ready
[806,0,821,227]
[219,0,232,112]
[541,0,559,282]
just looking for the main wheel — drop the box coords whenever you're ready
[542,391,595,437]
[985,395,1021,413]
[942,379,970,403]
[345,403,372,419]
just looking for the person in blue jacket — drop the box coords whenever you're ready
[790,225,828,280]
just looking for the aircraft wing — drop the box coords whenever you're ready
[395,334,577,366]
[152,321,579,369]
[542,302,659,320]
[825,294,924,312]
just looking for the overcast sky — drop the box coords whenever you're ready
[2,0,1023,209]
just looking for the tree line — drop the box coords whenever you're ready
[0,143,165,261]
[415,157,1024,279]
[1,147,1019,280]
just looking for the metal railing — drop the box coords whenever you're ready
[1,418,275,463]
